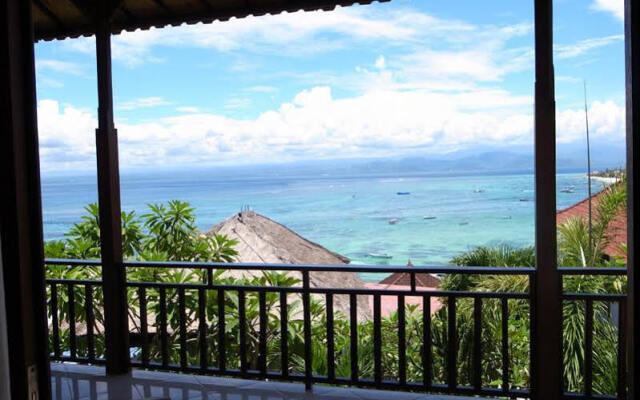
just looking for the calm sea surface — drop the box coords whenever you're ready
[41,168,604,281]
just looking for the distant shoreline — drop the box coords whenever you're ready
[590,175,619,185]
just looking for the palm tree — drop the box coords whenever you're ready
[558,179,626,267]
[557,179,626,394]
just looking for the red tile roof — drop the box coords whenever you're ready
[379,260,442,287]
[557,189,627,260]
[379,272,442,287]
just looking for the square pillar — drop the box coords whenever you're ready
[95,15,130,374]
[624,0,639,398]
[533,0,562,399]
[0,0,51,398]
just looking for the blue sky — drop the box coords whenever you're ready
[34,0,626,172]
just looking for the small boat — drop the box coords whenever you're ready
[561,187,575,193]
[423,216,436,220]
[368,253,393,259]
[519,198,532,202]
[473,189,485,193]
[389,218,399,225]
[459,221,469,226]
[396,192,411,195]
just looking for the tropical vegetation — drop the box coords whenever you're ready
[45,181,626,396]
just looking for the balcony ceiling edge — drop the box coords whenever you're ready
[33,0,388,42]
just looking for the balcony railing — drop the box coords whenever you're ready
[44,259,627,399]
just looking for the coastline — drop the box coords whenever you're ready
[590,175,619,185]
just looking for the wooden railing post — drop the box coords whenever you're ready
[95,7,130,374]
[533,0,562,399]
[625,1,638,398]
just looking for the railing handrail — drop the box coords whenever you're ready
[558,267,628,275]
[45,258,537,275]
[44,277,530,298]
[46,258,629,276]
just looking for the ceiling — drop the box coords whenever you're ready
[33,0,384,42]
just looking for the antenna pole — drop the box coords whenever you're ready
[584,80,593,256]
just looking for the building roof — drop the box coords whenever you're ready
[379,271,441,287]
[33,0,387,42]
[208,210,369,317]
[210,210,350,265]
[557,188,627,260]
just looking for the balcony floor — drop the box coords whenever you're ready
[50,363,489,400]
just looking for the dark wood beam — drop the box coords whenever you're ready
[67,0,95,20]
[105,0,127,23]
[0,0,51,399]
[33,0,64,27]
[198,0,214,12]
[533,0,561,399]
[116,4,135,21]
[95,3,130,375]
[151,0,173,14]
[625,0,638,398]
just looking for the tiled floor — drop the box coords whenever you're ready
[50,363,484,400]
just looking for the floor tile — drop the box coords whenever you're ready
[49,363,497,400]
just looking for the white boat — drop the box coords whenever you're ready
[368,253,393,259]
[388,218,399,225]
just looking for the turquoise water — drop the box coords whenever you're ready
[41,168,604,281]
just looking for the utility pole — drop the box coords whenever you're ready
[584,80,593,253]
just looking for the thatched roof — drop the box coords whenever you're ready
[209,210,370,318]
[210,210,350,265]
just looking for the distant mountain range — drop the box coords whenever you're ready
[226,141,626,178]
[51,141,626,179]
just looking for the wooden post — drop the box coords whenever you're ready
[625,0,638,398]
[533,0,562,399]
[0,0,51,398]
[95,8,130,375]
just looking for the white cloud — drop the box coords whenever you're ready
[56,4,620,92]
[176,106,201,113]
[245,86,277,93]
[556,76,583,84]
[37,5,625,172]
[555,35,623,59]
[37,88,625,171]
[36,59,84,75]
[64,7,425,66]
[556,100,625,143]
[118,97,172,110]
[35,60,86,89]
[224,98,251,110]
[37,100,97,170]
[591,0,624,21]
[61,6,525,71]
[38,77,65,88]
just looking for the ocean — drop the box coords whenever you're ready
[41,167,605,282]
